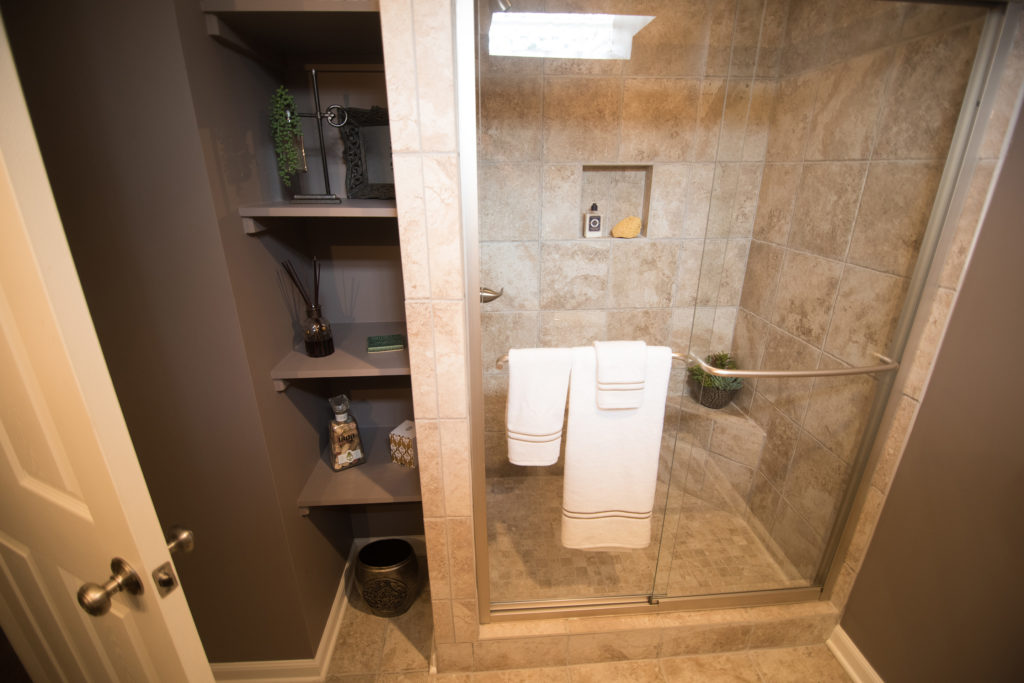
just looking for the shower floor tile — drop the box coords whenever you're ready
[486,475,802,603]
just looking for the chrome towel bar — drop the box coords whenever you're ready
[495,351,898,378]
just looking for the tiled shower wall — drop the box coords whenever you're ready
[733,1,986,577]
[478,0,786,472]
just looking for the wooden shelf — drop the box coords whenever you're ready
[271,321,408,390]
[240,200,398,234]
[298,427,420,513]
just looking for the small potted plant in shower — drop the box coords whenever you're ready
[688,351,744,409]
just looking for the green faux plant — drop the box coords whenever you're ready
[270,86,304,188]
[688,351,744,391]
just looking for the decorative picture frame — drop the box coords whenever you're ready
[340,106,395,200]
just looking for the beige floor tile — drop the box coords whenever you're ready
[331,584,433,677]
[325,675,377,683]
[569,659,666,682]
[472,667,572,682]
[748,644,852,682]
[659,652,761,682]
[378,673,431,683]
[379,590,434,672]
[329,592,389,675]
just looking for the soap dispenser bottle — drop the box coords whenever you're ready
[584,203,603,238]
[328,394,365,471]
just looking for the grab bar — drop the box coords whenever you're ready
[494,351,899,378]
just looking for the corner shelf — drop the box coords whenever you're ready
[271,321,409,390]
[240,200,398,234]
[298,427,420,514]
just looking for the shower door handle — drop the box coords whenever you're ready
[480,287,504,303]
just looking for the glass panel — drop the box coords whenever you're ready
[475,0,986,606]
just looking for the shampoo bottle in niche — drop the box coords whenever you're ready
[328,394,365,471]
[584,203,603,238]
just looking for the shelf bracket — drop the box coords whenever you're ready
[298,506,310,517]
[273,378,289,392]
[204,14,283,73]
[241,216,266,235]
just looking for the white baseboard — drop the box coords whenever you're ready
[210,535,425,682]
[827,626,885,683]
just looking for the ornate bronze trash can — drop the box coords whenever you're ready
[355,539,420,617]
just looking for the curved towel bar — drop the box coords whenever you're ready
[495,351,899,378]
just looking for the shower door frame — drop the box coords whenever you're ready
[457,0,1021,623]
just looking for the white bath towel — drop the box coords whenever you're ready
[506,348,573,466]
[594,340,647,410]
[562,345,672,550]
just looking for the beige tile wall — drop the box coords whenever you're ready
[826,7,1024,612]
[380,0,1024,671]
[477,0,782,475]
[735,1,987,579]
[380,0,475,662]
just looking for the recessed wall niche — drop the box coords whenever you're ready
[580,165,653,238]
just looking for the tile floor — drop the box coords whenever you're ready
[0,554,838,681]
[326,580,852,682]
[486,475,802,603]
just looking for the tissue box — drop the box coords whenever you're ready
[389,420,417,468]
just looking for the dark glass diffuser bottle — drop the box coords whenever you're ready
[303,303,334,357]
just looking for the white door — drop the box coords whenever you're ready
[0,20,212,683]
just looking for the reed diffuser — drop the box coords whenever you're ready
[282,257,334,358]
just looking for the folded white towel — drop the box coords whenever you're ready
[594,340,647,410]
[506,348,572,466]
[562,345,672,550]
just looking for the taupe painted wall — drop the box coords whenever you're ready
[0,0,350,662]
[841,99,1024,681]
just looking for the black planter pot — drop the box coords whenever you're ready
[355,539,421,617]
[692,383,739,410]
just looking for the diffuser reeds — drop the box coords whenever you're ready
[283,257,334,357]
[282,257,320,309]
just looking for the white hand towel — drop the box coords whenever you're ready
[506,348,572,466]
[594,340,647,410]
[562,345,672,550]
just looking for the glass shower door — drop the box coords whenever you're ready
[474,0,987,609]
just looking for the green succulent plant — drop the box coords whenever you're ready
[688,351,744,391]
[270,86,304,188]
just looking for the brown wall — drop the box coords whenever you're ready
[0,0,350,662]
[841,96,1024,681]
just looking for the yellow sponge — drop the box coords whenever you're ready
[611,216,642,238]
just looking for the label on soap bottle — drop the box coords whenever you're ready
[584,203,602,238]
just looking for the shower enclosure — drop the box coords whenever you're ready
[472,0,993,613]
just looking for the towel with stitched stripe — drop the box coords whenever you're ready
[594,340,647,410]
[562,345,672,550]
[505,347,572,466]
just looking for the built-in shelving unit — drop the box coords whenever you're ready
[297,427,420,514]
[213,3,418,514]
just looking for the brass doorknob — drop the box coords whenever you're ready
[76,558,143,617]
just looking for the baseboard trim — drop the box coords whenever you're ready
[210,568,352,682]
[827,625,884,683]
[210,535,425,682]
